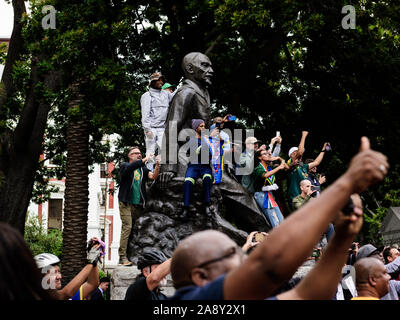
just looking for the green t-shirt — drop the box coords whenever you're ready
[253,163,276,192]
[288,163,309,201]
[131,169,142,205]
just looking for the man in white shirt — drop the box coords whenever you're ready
[141,72,175,170]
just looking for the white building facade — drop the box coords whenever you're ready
[28,136,122,267]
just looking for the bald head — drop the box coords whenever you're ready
[171,230,240,289]
[354,257,390,298]
[300,179,311,188]
[181,52,213,87]
[299,179,312,196]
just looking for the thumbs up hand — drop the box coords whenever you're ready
[344,137,389,194]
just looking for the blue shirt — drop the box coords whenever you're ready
[168,275,225,300]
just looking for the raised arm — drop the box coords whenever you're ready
[148,155,161,180]
[278,194,363,300]
[297,131,308,158]
[223,137,388,299]
[57,242,101,300]
[80,263,99,300]
[146,258,172,291]
[308,142,328,170]
[261,160,286,179]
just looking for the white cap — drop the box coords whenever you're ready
[245,137,260,144]
[288,147,298,157]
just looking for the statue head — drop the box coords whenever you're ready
[182,52,214,87]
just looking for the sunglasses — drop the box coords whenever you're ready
[195,246,242,269]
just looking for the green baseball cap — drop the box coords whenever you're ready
[162,83,175,90]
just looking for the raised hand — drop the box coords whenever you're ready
[334,194,363,238]
[344,137,389,194]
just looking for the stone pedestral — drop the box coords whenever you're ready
[127,177,250,264]
[110,265,175,300]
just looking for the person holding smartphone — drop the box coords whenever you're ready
[305,158,326,198]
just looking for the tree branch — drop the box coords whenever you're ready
[0,0,26,105]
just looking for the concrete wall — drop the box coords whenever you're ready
[110,266,175,300]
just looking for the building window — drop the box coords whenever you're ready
[48,199,63,230]
[100,163,107,178]
[99,186,106,207]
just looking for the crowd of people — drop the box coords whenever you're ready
[0,62,396,301]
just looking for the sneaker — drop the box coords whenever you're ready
[179,208,190,221]
[118,257,132,266]
[204,206,212,218]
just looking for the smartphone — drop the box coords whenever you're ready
[325,143,332,151]
[276,131,280,137]
[228,115,236,121]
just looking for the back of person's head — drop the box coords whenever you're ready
[0,223,54,300]
[137,248,168,271]
[382,247,391,264]
[356,244,380,261]
[171,230,242,289]
[354,257,390,298]
[182,52,202,76]
[100,277,110,284]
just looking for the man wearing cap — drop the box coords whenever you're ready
[355,244,400,300]
[162,83,175,93]
[287,131,329,208]
[125,249,171,300]
[141,72,175,170]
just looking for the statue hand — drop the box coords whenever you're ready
[159,171,175,189]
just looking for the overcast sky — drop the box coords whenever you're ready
[0,1,13,38]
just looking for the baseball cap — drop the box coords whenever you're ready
[149,72,164,82]
[162,83,174,90]
[245,137,261,145]
[356,244,380,261]
[288,147,298,157]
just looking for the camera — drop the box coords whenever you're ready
[253,232,266,243]
[310,186,318,197]
[228,115,236,121]
[215,122,222,129]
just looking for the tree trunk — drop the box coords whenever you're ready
[61,89,90,285]
[0,57,61,233]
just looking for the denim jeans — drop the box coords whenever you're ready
[254,191,284,228]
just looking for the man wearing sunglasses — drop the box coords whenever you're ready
[169,137,388,299]
[118,146,161,266]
